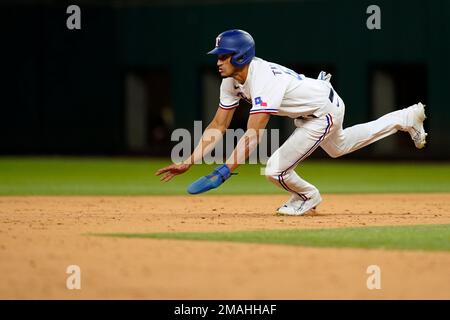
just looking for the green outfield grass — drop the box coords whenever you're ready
[0,157,449,195]
[97,224,450,252]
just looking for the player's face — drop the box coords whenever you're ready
[217,54,235,78]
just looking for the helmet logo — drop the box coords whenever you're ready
[215,36,221,47]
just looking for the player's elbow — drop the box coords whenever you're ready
[247,113,271,131]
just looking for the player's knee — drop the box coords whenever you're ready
[264,161,282,181]
[264,167,278,181]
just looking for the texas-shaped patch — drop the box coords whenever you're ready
[254,96,267,107]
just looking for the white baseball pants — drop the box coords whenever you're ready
[264,89,410,199]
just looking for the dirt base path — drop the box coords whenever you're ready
[0,193,449,299]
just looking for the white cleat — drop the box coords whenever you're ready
[276,192,322,216]
[406,102,427,149]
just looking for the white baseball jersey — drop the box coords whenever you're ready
[219,57,332,118]
[217,57,416,210]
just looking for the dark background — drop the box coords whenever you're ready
[1,0,449,159]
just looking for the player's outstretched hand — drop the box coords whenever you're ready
[156,163,191,182]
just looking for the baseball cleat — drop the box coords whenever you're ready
[406,102,427,149]
[276,192,322,216]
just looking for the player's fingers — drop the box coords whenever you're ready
[159,170,172,181]
[159,172,170,181]
[162,173,175,182]
[155,166,171,175]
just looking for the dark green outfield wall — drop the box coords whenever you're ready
[1,0,449,157]
[1,5,122,153]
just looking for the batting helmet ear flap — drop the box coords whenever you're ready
[231,43,255,67]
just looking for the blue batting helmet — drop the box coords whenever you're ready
[207,29,255,67]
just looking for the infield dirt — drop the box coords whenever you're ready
[1,193,449,299]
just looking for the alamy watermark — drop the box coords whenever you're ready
[366,265,381,290]
[171,121,280,166]
[66,5,81,30]
[64,6,380,33]
[66,265,81,290]
[366,5,381,30]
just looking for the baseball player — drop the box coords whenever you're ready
[156,29,427,215]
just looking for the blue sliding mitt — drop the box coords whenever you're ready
[187,164,232,194]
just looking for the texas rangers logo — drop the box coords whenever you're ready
[215,36,221,47]
[254,96,267,107]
